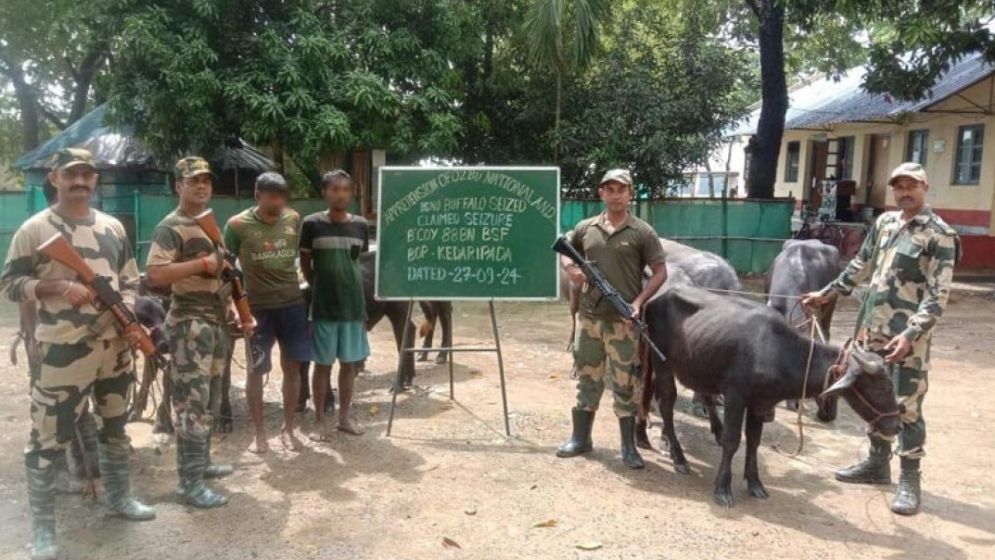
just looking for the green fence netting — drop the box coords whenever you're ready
[1,189,790,275]
[561,198,793,274]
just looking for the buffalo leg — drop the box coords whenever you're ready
[387,303,417,389]
[435,302,452,364]
[714,394,746,507]
[635,417,652,450]
[815,303,838,422]
[154,368,174,434]
[691,392,711,418]
[816,395,838,422]
[656,366,689,475]
[129,357,157,422]
[705,396,723,445]
[744,411,769,499]
[417,301,436,362]
[216,343,234,433]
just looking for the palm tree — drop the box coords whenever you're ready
[524,0,611,162]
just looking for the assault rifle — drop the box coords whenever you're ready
[192,209,257,373]
[552,235,667,364]
[38,233,157,357]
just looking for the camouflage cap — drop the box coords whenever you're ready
[599,168,633,188]
[48,148,96,172]
[889,162,928,186]
[174,156,214,179]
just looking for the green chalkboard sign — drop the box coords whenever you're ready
[376,167,560,300]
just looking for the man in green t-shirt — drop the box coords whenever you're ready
[300,170,370,440]
[224,172,310,453]
[557,168,667,470]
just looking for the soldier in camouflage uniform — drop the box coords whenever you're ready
[16,181,102,496]
[1,148,155,560]
[557,169,667,469]
[805,162,960,516]
[146,156,245,509]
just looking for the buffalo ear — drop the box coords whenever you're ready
[851,346,885,375]
[820,370,858,399]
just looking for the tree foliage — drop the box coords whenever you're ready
[104,0,468,176]
[558,1,753,197]
[0,0,112,151]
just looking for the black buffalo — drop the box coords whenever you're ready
[642,286,901,507]
[766,239,842,421]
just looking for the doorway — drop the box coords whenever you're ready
[866,134,891,209]
[807,140,828,209]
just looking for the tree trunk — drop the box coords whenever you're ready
[553,69,562,163]
[5,63,41,151]
[68,49,105,126]
[745,3,787,199]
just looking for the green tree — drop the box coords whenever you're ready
[558,1,753,196]
[736,0,995,199]
[104,0,469,183]
[523,0,611,162]
[452,0,557,165]
[0,0,113,151]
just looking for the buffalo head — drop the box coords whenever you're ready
[820,343,902,436]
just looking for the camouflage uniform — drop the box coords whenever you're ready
[828,207,959,458]
[557,172,666,470]
[570,212,665,418]
[1,148,154,560]
[146,157,232,508]
[574,318,641,417]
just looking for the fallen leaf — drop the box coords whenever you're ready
[464,507,477,516]
[442,537,462,550]
[576,541,603,551]
[548,373,559,379]
[533,519,558,528]
[368,405,379,416]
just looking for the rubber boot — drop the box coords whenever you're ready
[25,462,58,560]
[203,435,233,479]
[891,458,921,516]
[619,416,645,469]
[556,409,594,458]
[176,435,229,509]
[98,436,156,521]
[835,437,892,484]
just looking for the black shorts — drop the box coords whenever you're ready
[250,303,312,374]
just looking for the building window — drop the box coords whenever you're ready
[954,124,984,185]
[784,141,800,182]
[836,136,854,179]
[907,129,929,165]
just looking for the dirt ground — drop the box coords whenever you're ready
[0,284,993,560]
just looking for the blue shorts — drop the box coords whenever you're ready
[310,320,370,366]
[251,303,312,374]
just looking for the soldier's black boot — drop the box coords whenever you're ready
[835,437,892,484]
[98,435,156,521]
[203,435,233,479]
[25,461,58,560]
[176,435,229,509]
[556,409,594,458]
[891,458,921,516]
[618,416,645,470]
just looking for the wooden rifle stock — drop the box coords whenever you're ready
[192,209,255,332]
[37,233,157,357]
